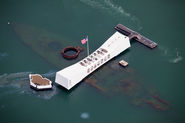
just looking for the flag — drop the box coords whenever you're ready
[81,37,88,44]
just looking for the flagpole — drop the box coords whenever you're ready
[87,36,89,56]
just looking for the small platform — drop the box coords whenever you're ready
[119,60,128,67]
[114,24,157,49]
[29,74,52,91]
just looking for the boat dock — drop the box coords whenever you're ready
[29,74,52,90]
[114,24,157,49]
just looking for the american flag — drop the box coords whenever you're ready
[81,37,88,44]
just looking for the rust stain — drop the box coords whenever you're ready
[146,100,165,111]
[85,78,105,93]
[153,94,169,106]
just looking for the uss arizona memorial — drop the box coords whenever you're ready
[55,31,130,90]
[55,24,157,90]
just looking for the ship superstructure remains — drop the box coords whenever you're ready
[55,31,131,90]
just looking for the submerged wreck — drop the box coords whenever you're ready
[11,22,170,111]
[55,24,157,90]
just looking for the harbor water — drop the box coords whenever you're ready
[0,0,185,122]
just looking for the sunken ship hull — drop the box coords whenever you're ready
[12,23,169,111]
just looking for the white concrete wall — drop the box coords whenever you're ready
[55,31,130,90]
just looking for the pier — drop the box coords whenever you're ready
[115,24,157,49]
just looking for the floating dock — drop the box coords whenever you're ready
[115,24,157,49]
[29,74,52,90]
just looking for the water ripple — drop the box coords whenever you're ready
[79,0,142,30]
[0,52,8,60]
[0,71,58,100]
[159,46,183,64]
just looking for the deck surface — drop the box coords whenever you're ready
[115,24,157,49]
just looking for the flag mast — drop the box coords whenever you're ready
[87,36,89,56]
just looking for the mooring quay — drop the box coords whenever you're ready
[115,24,157,49]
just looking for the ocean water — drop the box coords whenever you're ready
[0,0,185,122]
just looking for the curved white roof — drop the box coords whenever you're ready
[55,31,130,90]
